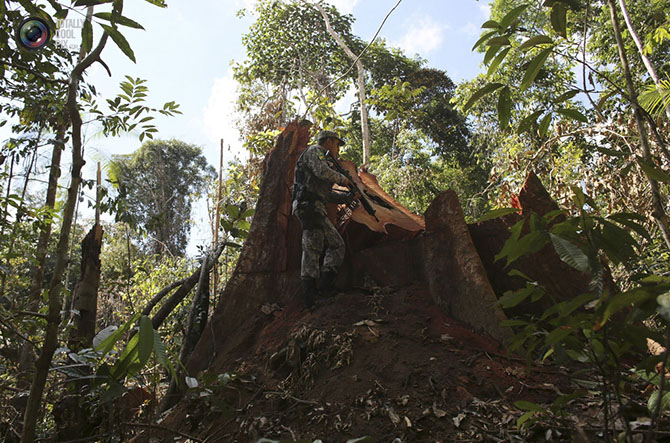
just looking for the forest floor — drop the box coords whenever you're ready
[147,283,665,442]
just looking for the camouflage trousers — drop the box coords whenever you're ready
[296,207,345,280]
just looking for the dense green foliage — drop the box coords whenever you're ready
[234,0,483,216]
[458,0,670,439]
[1,0,669,440]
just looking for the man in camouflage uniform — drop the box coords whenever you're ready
[292,130,354,308]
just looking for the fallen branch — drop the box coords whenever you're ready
[141,278,188,317]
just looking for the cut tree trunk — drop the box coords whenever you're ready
[68,223,103,351]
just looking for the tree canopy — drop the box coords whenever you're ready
[110,139,215,256]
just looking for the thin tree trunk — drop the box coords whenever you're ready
[21,26,109,442]
[607,0,670,251]
[618,0,670,117]
[1,152,16,244]
[213,140,223,296]
[310,1,372,167]
[26,126,66,303]
[18,126,66,391]
[617,0,670,165]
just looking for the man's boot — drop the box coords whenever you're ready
[302,278,318,308]
[318,270,337,297]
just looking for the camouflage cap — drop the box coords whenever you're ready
[317,130,345,146]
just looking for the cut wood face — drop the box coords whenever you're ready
[331,159,425,242]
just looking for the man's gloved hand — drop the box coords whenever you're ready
[344,190,357,205]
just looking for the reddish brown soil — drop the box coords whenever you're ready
[146,284,576,442]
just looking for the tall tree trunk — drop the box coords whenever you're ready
[310,1,372,167]
[18,126,66,391]
[618,0,670,121]
[21,27,109,442]
[607,0,670,251]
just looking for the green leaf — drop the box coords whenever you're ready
[16,0,55,28]
[515,400,543,412]
[638,158,670,183]
[549,233,589,273]
[607,213,651,241]
[241,208,256,218]
[500,319,529,327]
[596,146,629,157]
[95,312,141,359]
[481,20,500,29]
[518,35,554,51]
[538,112,552,137]
[545,326,574,345]
[476,207,520,222]
[497,86,512,129]
[647,390,670,414]
[500,4,529,29]
[517,411,536,429]
[553,89,580,103]
[617,165,635,181]
[520,48,552,90]
[144,0,168,7]
[225,204,240,219]
[138,315,154,367]
[496,230,549,267]
[463,83,504,112]
[112,333,139,379]
[498,285,535,308]
[517,110,544,134]
[100,24,136,63]
[569,184,585,209]
[487,47,510,76]
[556,108,588,123]
[484,44,503,66]
[82,19,93,54]
[74,0,113,5]
[94,12,145,29]
[488,36,512,46]
[153,329,176,380]
[472,30,498,51]
[599,219,639,263]
[550,3,567,37]
[600,288,656,327]
[508,269,534,280]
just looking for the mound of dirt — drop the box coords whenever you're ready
[147,283,573,442]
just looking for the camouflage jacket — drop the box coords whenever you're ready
[292,144,349,213]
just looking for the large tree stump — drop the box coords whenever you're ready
[422,191,511,342]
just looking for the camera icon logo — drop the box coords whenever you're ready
[15,17,51,50]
